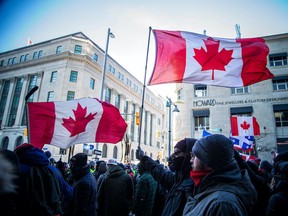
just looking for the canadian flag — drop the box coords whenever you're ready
[27,37,33,46]
[148,29,274,87]
[230,116,260,136]
[27,98,127,149]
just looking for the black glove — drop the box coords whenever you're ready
[136,146,144,160]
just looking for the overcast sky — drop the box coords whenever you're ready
[1,0,287,98]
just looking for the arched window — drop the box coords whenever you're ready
[113,146,118,159]
[15,136,23,148]
[1,136,9,149]
[102,144,107,158]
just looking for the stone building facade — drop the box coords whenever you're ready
[0,32,167,164]
[173,33,288,162]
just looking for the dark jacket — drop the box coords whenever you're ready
[15,146,62,216]
[66,166,97,216]
[183,161,257,216]
[140,156,194,216]
[98,164,134,216]
[132,171,158,216]
[266,161,288,216]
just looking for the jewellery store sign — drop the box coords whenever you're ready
[193,96,288,107]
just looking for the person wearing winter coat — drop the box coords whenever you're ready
[136,138,196,216]
[131,162,158,216]
[65,153,97,216]
[266,151,288,216]
[97,158,134,216]
[183,134,257,216]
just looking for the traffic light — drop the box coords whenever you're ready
[135,111,140,125]
[24,128,28,137]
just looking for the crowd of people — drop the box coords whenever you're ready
[0,134,288,216]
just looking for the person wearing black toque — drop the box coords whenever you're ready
[183,134,257,216]
[66,153,97,216]
[136,137,197,216]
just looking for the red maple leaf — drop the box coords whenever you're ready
[62,103,97,137]
[193,37,233,80]
[240,121,250,131]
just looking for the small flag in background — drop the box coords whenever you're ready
[230,135,254,151]
[230,116,260,136]
[202,130,212,137]
[28,98,127,149]
[27,37,33,46]
[148,29,274,87]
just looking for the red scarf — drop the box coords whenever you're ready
[190,170,211,186]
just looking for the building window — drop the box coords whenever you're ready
[8,58,12,65]
[273,76,288,91]
[74,45,82,54]
[273,105,288,127]
[115,93,120,109]
[195,85,207,97]
[93,53,98,61]
[231,86,249,95]
[90,78,95,90]
[50,71,57,83]
[33,51,38,59]
[269,53,287,67]
[56,46,62,54]
[117,72,124,81]
[0,60,4,66]
[12,57,17,64]
[22,75,37,126]
[38,50,43,58]
[230,106,253,116]
[47,91,54,102]
[20,55,25,62]
[24,54,29,61]
[193,109,210,131]
[125,78,132,87]
[102,144,107,158]
[67,91,75,101]
[177,88,183,100]
[105,87,111,103]
[0,80,10,126]
[123,100,128,121]
[8,77,24,126]
[69,71,78,82]
[113,146,118,159]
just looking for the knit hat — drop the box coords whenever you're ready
[107,158,118,165]
[70,153,88,168]
[174,138,197,153]
[14,143,34,154]
[192,134,234,170]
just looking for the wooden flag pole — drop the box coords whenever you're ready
[138,26,152,147]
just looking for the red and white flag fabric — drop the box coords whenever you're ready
[230,116,260,136]
[148,29,274,87]
[27,37,33,46]
[27,98,127,149]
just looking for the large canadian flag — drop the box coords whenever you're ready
[148,30,274,87]
[230,116,260,136]
[27,98,127,149]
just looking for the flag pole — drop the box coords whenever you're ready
[138,26,152,147]
[25,86,39,143]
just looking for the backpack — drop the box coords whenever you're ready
[26,166,63,216]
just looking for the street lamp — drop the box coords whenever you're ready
[100,28,115,100]
[166,96,180,157]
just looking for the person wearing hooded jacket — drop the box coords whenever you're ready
[183,134,257,216]
[97,158,134,216]
[136,138,196,216]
